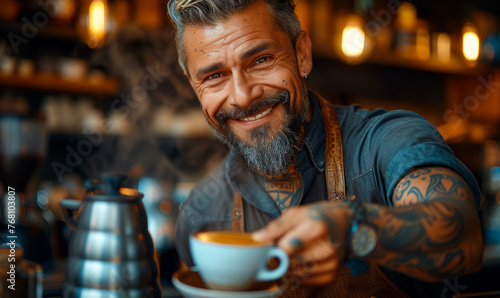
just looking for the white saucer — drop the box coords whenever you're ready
[172,269,285,298]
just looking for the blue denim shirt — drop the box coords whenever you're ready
[175,91,481,296]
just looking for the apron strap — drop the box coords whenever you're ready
[232,191,244,232]
[315,91,346,202]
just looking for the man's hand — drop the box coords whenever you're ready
[253,167,483,285]
[252,201,353,285]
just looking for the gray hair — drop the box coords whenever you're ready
[167,0,301,72]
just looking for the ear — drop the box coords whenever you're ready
[295,30,313,76]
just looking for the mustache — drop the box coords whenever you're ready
[215,91,290,122]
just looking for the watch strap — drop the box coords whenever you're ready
[346,199,375,258]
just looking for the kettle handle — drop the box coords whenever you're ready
[60,199,82,231]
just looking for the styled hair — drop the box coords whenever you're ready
[167,0,301,72]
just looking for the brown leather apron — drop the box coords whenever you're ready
[231,93,409,297]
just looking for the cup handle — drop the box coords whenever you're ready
[256,247,289,281]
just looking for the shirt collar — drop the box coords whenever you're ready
[225,149,282,217]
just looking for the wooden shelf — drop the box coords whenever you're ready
[367,53,492,76]
[0,73,119,96]
[313,45,494,76]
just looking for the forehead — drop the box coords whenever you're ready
[182,1,290,73]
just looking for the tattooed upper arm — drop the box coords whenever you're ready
[377,167,483,279]
[392,167,473,208]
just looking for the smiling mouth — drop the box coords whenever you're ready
[239,106,273,122]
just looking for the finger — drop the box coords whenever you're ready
[289,238,336,264]
[287,258,341,286]
[276,219,329,255]
[289,256,339,277]
[276,202,342,255]
[252,207,305,242]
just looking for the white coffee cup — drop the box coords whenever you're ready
[189,231,289,291]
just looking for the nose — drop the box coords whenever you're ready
[229,70,262,108]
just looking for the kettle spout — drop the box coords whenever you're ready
[60,199,82,231]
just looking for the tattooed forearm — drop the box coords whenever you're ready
[381,199,464,252]
[362,167,483,281]
[366,200,477,279]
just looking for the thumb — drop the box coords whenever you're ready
[251,209,300,242]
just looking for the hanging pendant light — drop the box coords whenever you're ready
[462,23,480,65]
[341,17,366,59]
[333,14,374,65]
[77,0,115,49]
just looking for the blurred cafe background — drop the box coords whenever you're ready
[0,0,500,296]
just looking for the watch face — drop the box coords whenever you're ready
[351,224,377,257]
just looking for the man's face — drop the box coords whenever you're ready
[183,0,312,175]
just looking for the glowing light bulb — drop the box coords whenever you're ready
[341,21,365,58]
[462,25,480,62]
[87,0,108,48]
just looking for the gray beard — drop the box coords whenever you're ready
[234,122,300,177]
[209,90,309,177]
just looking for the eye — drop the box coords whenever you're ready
[255,56,270,64]
[206,73,221,80]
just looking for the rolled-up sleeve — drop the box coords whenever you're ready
[386,143,481,208]
[339,106,481,208]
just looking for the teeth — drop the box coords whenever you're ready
[241,107,272,121]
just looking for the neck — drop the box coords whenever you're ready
[258,165,304,211]
[257,123,306,211]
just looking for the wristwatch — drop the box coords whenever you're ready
[347,200,377,258]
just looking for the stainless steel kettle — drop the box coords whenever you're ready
[60,174,162,298]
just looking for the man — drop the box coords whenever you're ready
[167,0,484,296]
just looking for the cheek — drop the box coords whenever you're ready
[278,71,306,107]
[200,100,218,123]
[198,92,225,124]
[271,62,303,91]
